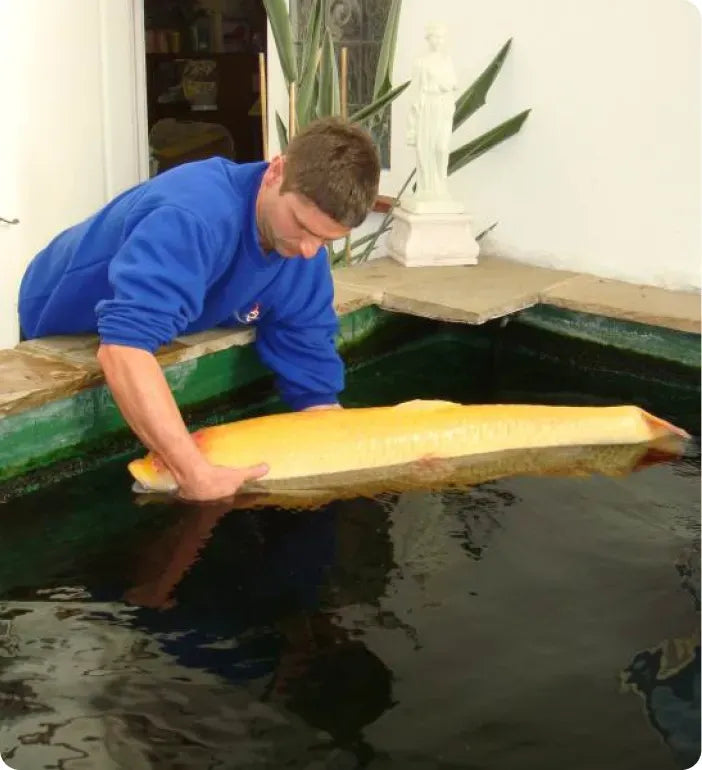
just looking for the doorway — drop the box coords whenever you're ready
[143,0,267,176]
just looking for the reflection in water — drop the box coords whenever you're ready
[621,539,700,770]
[622,640,700,770]
[0,441,699,768]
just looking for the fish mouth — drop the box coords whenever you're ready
[130,477,179,495]
[128,459,178,495]
[131,480,163,495]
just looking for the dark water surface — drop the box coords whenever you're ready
[0,336,699,769]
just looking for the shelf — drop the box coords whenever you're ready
[145,51,260,59]
[145,49,263,163]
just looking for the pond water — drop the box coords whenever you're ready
[0,334,699,769]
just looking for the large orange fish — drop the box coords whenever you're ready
[127,400,689,496]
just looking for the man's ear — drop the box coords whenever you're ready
[265,154,286,186]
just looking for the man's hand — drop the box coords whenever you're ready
[177,462,269,502]
[97,344,268,502]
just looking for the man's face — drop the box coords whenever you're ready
[257,156,351,258]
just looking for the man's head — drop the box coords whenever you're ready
[256,117,381,258]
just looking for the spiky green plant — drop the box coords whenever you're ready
[263,0,407,147]
[262,2,530,264]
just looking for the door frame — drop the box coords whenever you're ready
[130,0,151,183]
[107,0,150,189]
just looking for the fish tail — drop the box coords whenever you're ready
[641,411,690,440]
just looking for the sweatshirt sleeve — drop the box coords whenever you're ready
[255,253,344,411]
[95,206,219,352]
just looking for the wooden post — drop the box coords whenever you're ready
[340,46,348,120]
[258,52,268,161]
[340,47,352,265]
[289,81,297,140]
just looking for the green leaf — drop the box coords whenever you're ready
[316,28,340,119]
[349,80,410,124]
[298,49,321,128]
[297,0,323,127]
[300,77,321,130]
[453,38,512,133]
[350,227,392,251]
[373,0,402,99]
[448,109,530,175]
[275,110,289,152]
[331,225,392,266]
[299,0,323,78]
[476,222,498,241]
[262,0,298,85]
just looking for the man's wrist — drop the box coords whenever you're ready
[168,446,212,487]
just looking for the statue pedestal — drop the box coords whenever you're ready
[401,195,465,215]
[388,206,479,267]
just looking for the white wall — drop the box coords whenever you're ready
[0,3,26,348]
[385,0,700,290]
[2,0,696,353]
[0,0,147,349]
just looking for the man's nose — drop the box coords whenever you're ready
[300,237,323,258]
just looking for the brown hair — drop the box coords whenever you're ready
[281,117,380,228]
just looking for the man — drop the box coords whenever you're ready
[19,118,381,501]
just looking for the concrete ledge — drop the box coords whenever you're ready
[9,329,257,419]
[5,292,377,420]
[0,349,89,417]
[540,274,701,334]
[0,256,698,452]
[0,306,392,487]
[333,256,701,333]
[333,284,382,315]
[333,256,577,324]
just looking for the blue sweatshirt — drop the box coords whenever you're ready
[18,159,344,411]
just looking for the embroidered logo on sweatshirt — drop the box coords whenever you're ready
[235,302,261,324]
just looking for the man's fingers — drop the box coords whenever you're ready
[244,463,270,481]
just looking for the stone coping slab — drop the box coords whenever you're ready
[333,284,382,315]
[3,294,375,419]
[1,257,698,420]
[0,349,89,417]
[18,328,255,372]
[541,274,701,334]
[333,255,700,332]
[333,256,578,324]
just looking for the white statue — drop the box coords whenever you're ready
[404,22,462,213]
[388,20,478,266]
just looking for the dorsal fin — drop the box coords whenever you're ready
[393,399,458,411]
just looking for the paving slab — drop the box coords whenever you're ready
[333,284,380,316]
[18,335,102,373]
[175,328,255,359]
[0,349,90,417]
[334,256,576,324]
[5,259,697,421]
[16,335,195,378]
[541,274,701,334]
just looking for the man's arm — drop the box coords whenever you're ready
[255,258,345,410]
[98,344,268,500]
[93,207,267,501]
